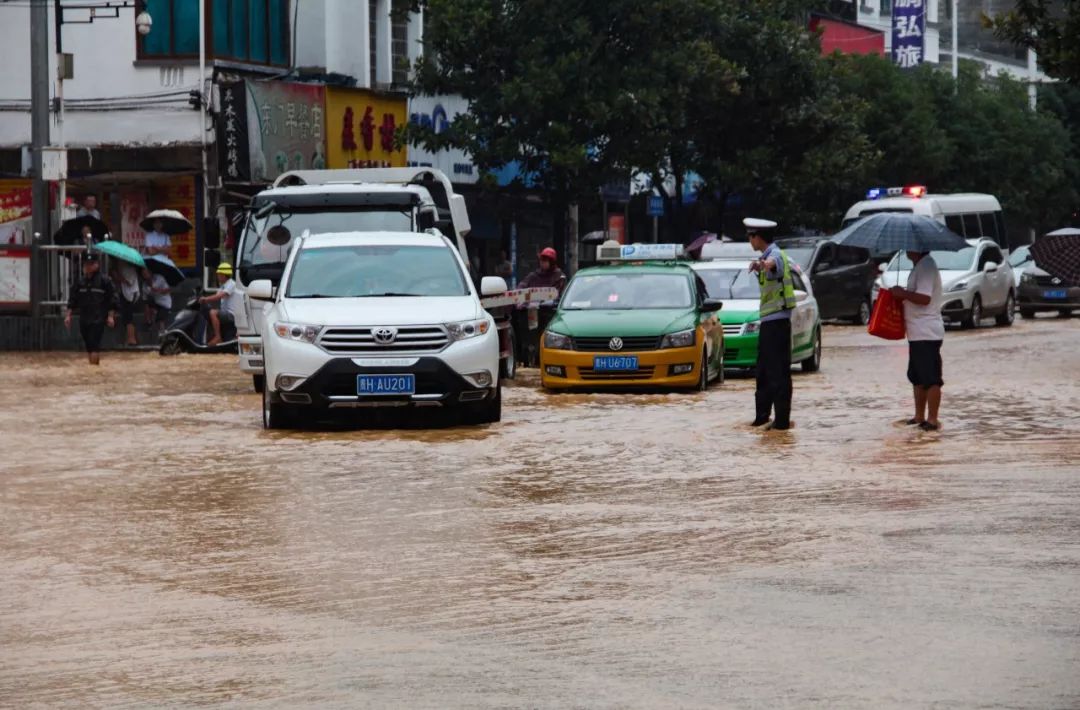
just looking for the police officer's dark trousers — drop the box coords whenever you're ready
[755,318,792,426]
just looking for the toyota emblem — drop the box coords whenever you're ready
[608,337,624,351]
[373,327,398,344]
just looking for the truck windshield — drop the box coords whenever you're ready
[285,245,468,298]
[562,273,692,310]
[239,207,414,284]
[696,268,760,300]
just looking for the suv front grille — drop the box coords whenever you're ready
[571,336,660,351]
[1033,274,1064,287]
[319,326,449,354]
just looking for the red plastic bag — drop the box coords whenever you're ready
[868,289,906,340]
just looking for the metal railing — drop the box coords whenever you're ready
[38,244,91,310]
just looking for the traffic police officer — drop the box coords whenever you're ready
[64,252,117,365]
[746,217,797,430]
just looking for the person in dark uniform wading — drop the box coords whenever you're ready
[64,253,117,365]
[746,217,797,430]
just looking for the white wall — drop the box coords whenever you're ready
[325,0,369,85]
[0,2,205,148]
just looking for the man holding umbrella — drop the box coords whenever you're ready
[889,250,944,431]
[831,213,963,431]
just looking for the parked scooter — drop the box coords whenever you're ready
[159,288,238,355]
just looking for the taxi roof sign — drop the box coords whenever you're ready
[597,241,684,261]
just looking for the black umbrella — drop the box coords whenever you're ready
[53,215,109,245]
[145,255,187,286]
[1031,228,1080,287]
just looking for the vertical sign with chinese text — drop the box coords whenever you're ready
[891,0,925,69]
[245,81,327,182]
[217,81,251,182]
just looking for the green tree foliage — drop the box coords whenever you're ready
[828,54,1077,236]
[987,1,1080,85]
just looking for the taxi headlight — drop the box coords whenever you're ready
[446,318,491,342]
[744,321,760,335]
[543,331,572,350]
[660,329,695,349]
[273,321,321,344]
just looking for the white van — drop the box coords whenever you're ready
[842,186,1008,250]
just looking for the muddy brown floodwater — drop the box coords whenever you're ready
[1,318,1079,708]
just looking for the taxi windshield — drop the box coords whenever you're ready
[562,273,692,310]
[696,268,760,300]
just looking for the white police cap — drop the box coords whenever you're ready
[743,217,778,230]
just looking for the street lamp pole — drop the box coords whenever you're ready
[951,0,959,82]
[30,0,52,345]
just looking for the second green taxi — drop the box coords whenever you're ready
[540,244,725,390]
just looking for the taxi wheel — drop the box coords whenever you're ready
[801,328,822,373]
[697,347,709,391]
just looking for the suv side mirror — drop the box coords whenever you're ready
[984,261,999,273]
[480,276,508,296]
[701,298,723,313]
[248,279,275,301]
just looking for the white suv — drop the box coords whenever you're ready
[875,238,1016,328]
[249,231,505,429]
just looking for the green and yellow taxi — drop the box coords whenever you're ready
[690,258,823,372]
[540,244,725,390]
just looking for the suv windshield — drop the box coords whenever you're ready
[1008,246,1031,267]
[696,268,760,300]
[239,207,414,284]
[562,273,692,310]
[286,244,468,298]
[889,247,976,272]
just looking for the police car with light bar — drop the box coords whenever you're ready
[843,185,1007,252]
[540,242,725,391]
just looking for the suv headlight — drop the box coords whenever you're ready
[543,331,572,349]
[948,281,969,292]
[744,321,761,334]
[1021,272,1035,284]
[273,322,322,343]
[446,318,491,342]
[660,328,695,349]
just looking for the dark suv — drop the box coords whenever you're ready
[776,237,877,324]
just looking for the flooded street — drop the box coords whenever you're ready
[2,318,1079,708]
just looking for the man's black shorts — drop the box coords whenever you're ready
[907,340,944,388]
[79,321,105,352]
[118,297,139,326]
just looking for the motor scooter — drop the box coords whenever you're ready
[159,289,239,355]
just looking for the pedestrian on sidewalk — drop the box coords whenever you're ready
[889,251,945,431]
[142,267,172,337]
[747,217,797,430]
[143,218,171,259]
[64,253,117,365]
[76,194,101,220]
[114,261,142,346]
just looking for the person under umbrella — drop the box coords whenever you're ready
[831,213,966,431]
[143,218,172,259]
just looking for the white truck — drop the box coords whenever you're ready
[233,168,555,392]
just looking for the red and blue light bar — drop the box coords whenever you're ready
[865,185,928,200]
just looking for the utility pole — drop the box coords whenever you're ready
[951,0,958,83]
[30,0,52,344]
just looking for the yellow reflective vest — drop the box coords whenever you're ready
[758,248,798,317]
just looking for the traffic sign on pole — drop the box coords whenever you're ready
[647,195,664,217]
